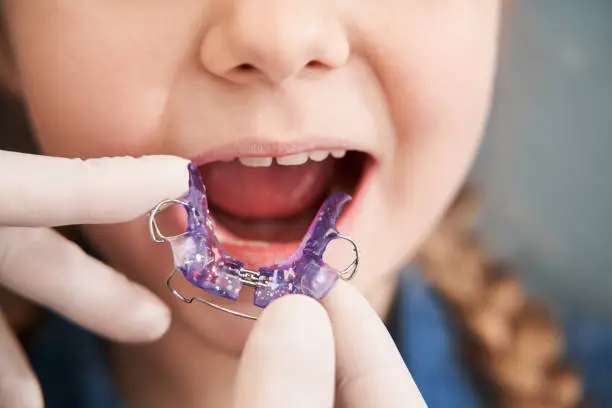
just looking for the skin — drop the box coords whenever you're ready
[0,0,501,407]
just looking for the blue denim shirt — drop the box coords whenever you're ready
[26,272,612,408]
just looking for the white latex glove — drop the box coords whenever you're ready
[0,150,189,408]
[234,281,427,408]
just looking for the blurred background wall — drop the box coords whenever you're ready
[471,0,612,319]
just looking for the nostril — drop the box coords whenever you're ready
[306,60,325,69]
[224,63,263,83]
[225,60,327,84]
[236,63,256,72]
[235,61,322,72]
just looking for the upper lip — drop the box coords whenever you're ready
[190,137,377,165]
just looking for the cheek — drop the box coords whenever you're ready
[7,3,202,158]
[376,4,500,164]
[353,3,500,271]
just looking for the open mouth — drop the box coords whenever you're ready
[201,149,367,237]
[163,147,372,267]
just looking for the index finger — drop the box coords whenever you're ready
[234,295,335,408]
[0,151,189,227]
[322,280,427,408]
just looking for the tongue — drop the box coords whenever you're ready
[199,159,335,219]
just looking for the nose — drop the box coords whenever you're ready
[200,0,349,85]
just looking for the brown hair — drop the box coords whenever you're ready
[417,187,587,407]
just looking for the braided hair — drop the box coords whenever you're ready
[418,187,586,407]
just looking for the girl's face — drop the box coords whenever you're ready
[3,1,500,352]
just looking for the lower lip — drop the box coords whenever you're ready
[174,159,376,268]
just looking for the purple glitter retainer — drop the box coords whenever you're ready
[162,163,353,309]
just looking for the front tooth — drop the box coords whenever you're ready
[309,150,330,162]
[239,157,273,167]
[330,150,347,159]
[277,152,309,166]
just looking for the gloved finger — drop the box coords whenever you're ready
[0,151,189,227]
[0,309,43,408]
[0,227,170,342]
[234,295,335,408]
[321,280,427,408]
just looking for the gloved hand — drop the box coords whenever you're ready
[0,150,427,408]
[0,150,189,407]
[235,281,427,408]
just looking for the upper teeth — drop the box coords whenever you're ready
[277,152,309,166]
[237,157,273,167]
[330,150,346,159]
[237,150,347,167]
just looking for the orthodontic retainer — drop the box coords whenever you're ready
[148,163,359,320]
